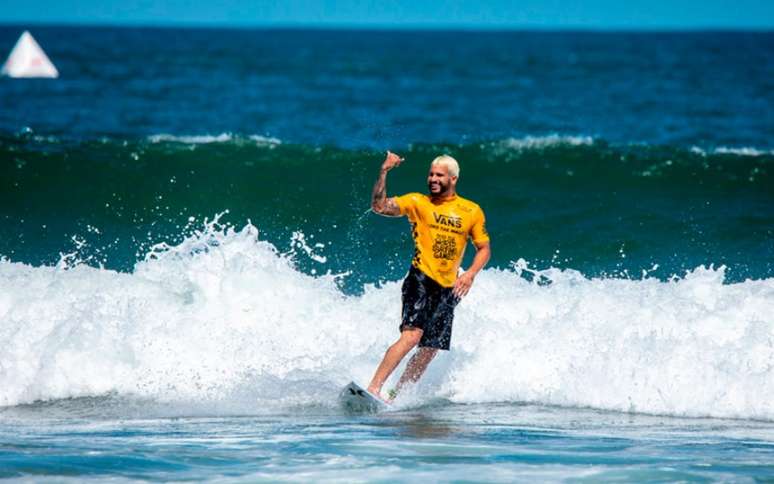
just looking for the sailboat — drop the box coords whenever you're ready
[1,30,59,78]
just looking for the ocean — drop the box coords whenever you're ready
[1,25,773,481]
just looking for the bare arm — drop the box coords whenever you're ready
[452,241,491,299]
[371,151,404,217]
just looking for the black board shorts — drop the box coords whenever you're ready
[400,266,460,351]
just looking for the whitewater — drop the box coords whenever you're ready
[2,217,772,422]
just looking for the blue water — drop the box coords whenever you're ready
[1,27,773,149]
[3,402,774,481]
[2,25,774,481]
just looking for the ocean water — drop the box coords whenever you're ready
[1,26,774,481]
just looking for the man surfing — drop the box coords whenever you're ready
[367,151,491,401]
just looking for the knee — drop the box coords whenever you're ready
[399,328,423,348]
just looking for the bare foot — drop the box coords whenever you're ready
[367,387,394,404]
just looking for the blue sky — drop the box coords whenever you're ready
[1,0,772,29]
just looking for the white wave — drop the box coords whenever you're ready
[714,146,773,157]
[148,133,233,144]
[248,134,282,146]
[690,146,774,157]
[445,262,774,420]
[147,133,281,146]
[1,221,773,420]
[500,135,594,150]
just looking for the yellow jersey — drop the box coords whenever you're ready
[394,193,489,287]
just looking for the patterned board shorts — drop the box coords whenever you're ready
[399,266,460,351]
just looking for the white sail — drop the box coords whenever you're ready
[1,30,59,78]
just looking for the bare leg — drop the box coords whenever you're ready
[394,347,438,395]
[368,328,423,397]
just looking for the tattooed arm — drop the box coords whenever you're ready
[371,150,403,217]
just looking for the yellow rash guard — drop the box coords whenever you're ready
[394,193,489,287]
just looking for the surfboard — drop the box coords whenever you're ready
[339,381,389,413]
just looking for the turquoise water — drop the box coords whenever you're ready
[2,134,772,289]
[3,401,774,481]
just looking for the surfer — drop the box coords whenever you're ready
[367,151,491,401]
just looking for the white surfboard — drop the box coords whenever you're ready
[339,381,389,413]
[1,31,59,78]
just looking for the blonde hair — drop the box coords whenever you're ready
[431,154,460,178]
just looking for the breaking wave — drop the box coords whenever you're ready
[1,217,773,420]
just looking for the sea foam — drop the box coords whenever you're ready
[1,220,773,420]
[690,145,774,157]
[147,133,281,146]
[500,135,594,150]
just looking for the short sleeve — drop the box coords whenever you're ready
[470,206,490,245]
[393,193,417,216]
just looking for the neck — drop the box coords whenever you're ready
[430,190,456,202]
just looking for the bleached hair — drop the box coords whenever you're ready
[431,155,460,178]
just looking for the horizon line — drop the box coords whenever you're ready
[1,20,773,33]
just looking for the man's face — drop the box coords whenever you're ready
[427,164,456,196]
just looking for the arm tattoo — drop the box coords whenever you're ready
[371,170,401,216]
[371,170,387,211]
[383,198,399,214]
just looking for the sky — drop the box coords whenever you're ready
[0,0,772,29]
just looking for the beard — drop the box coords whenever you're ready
[428,180,448,194]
